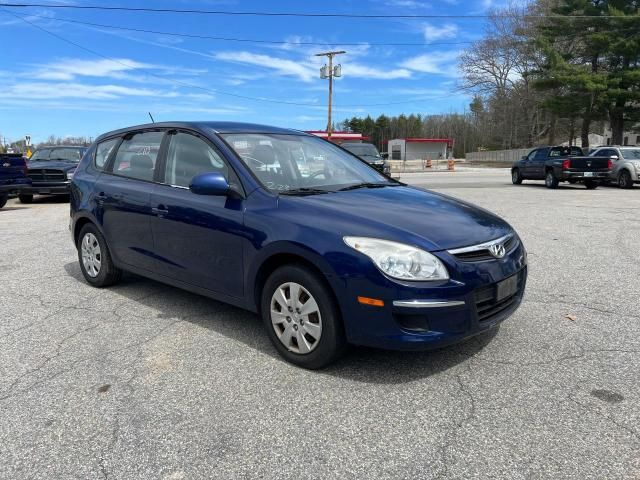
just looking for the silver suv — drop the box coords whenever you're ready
[590,146,640,189]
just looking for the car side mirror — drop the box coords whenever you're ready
[381,152,389,160]
[189,172,231,196]
[521,156,527,161]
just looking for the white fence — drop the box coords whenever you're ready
[465,148,531,164]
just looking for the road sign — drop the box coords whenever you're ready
[25,135,31,147]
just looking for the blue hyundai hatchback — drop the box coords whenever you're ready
[70,122,527,368]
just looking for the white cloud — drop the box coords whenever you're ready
[0,82,165,100]
[347,63,412,80]
[400,51,461,77]
[423,23,459,41]
[215,51,317,82]
[32,58,152,81]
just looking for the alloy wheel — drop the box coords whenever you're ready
[270,282,322,354]
[81,232,102,278]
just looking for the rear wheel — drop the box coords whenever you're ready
[511,169,523,185]
[545,170,559,189]
[77,223,122,287]
[618,170,633,189]
[0,195,7,209]
[261,264,346,369]
[18,194,33,204]
[585,180,599,190]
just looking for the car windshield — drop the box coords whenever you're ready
[342,143,381,158]
[30,147,83,162]
[620,149,640,159]
[222,133,393,193]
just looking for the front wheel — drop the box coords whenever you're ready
[18,194,33,204]
[77,223,122,287]
[618,170,633,189]
[261,264,346,369]
[511,169,523,185]
[545,170,559,189]
[585,180,599,190]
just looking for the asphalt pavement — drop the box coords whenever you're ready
[1,169,638,479]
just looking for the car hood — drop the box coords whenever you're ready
[27,160,78,171]
[279,185,513,251]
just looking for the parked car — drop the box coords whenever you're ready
[340,142,390,175]
[20,145,87,203]
[70,122,527,368]
[0,153,31,209]
[511,146,612,189]
[589,146,640,189]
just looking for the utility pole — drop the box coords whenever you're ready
[315,50,345,139]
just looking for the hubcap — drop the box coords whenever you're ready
[270,282,322,354]
[512,171,518,182]
[81,232,102,278]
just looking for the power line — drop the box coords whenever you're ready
[0,8,451,108]
[16,12,476,47]
[1,3,638,19]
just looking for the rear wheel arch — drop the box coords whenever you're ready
[73,217,94,247]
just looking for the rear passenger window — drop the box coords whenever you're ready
[164,132,228,188]
[94,138,119,170]
[112,131,164,182]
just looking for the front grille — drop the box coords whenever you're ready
[453,235,517,262]
[474,269,526,322]
[28,169,66,182]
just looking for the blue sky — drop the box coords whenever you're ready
[0,0,503,143]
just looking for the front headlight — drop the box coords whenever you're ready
[632,161,640,171]
[66,170,76,180]
[344,236,449,281]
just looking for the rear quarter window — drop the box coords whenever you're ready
[94,138,119,171]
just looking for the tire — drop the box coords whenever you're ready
[261,264,346,369]
[511,168,523,185]
[618,170,633,189]
[545,170,559,189]
[585,180,599,190]
[0,196,7,209]
[18,194,33,204]
[77,223,122,287]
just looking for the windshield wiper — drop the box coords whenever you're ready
[279,187,330,196]
[338,182,398,191]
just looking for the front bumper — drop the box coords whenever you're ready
[21,181,71,195]
[335,239,528,351]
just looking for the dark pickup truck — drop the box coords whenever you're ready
[0,153,32,209]
[511,146,612,189]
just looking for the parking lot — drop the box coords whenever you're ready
[1,167,638,479]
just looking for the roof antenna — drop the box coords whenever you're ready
[148,112,155,123]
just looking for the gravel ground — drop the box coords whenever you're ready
[0,172,638,479]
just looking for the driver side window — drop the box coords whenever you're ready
[526,150,537,161]
[164,132,228,188]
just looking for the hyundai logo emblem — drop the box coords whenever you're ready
[587,161,591,167]
[489,243,506,258]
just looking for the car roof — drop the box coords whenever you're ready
[95,121,307,142]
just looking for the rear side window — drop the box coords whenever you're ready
[94,138,119,170]
[112,131,164,182]
[164,132,228,188]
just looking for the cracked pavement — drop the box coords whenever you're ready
[0,170,639,479]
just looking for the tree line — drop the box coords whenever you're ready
[339,0,640,155]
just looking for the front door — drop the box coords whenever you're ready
[149,131,245,298]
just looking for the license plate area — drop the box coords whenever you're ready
[584,171,594,177]
[496,274,518,301]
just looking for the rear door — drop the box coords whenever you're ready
[94,130,166,272]
[149,130,245,298]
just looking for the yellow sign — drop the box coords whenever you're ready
[26,148,32,159]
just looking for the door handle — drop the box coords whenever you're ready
[96,192,107,203]
[152,205,169,216]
